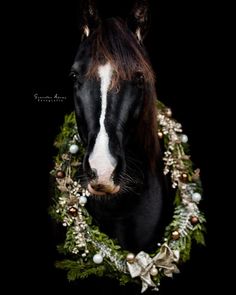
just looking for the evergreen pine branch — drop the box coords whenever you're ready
[192,227,206,246]
[179,235,192,262]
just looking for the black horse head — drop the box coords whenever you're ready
[71,1,160,199]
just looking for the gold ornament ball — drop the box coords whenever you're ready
[126,253,135,263]
[190,216,199,224]
[180,173,188,182]
[157,131,163,139]
[172,230,180,240]
[56,170,65,179]
[68,207,78,217]
[150,266,158,276]
[165,108,172,117]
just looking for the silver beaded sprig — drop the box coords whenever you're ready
[71,213,89,255]
[55,153,91,256]
[157,112,187,188]
[157,107,203,249]
[88,236,128,273]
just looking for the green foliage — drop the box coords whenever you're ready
[118,274,133,286]
[156,100,166,111]
[56,259,106,281]
[54,112,84,162]
[54,113,76,149]
[55,258,132,285]
[192,226,206,246]
[179,235,192,262]
[90,227,123,253]
[64,227,78,253]
[174,190,182,206]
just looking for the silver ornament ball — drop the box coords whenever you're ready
[69,144,79,154]
[93,253,103,264]
[192,192,202,203]
[181,134,188,143]
[79,195,87,205]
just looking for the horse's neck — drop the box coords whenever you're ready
[87,163,168,253]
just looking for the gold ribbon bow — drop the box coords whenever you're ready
[127,243,180,293]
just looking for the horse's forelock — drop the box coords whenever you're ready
[86,17,155,88]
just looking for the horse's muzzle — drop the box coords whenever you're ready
[88,181,120,196]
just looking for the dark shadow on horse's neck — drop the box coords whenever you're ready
[87,144,172,253]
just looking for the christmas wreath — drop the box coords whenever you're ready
[50,100,206,293]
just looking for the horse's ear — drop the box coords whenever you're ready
[81,0,100,38]
[127,0,150,42]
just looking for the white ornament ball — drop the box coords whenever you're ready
[192,192,202,203]
[93,254,103,264]
[126,253,135,263]
[150,266,158,276]
[181,134,188,143]
[69,144,79,154]
[79,195,87,205]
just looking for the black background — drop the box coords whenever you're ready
[16,0,225,293]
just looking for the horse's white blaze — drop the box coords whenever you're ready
[88,62,116,182]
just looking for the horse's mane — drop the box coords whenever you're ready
[87,17,160,172]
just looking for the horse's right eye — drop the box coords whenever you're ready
[69,71,79,82]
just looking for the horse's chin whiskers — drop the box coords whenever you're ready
[117,172,143,196]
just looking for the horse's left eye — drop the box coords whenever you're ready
[135,72,144,88]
